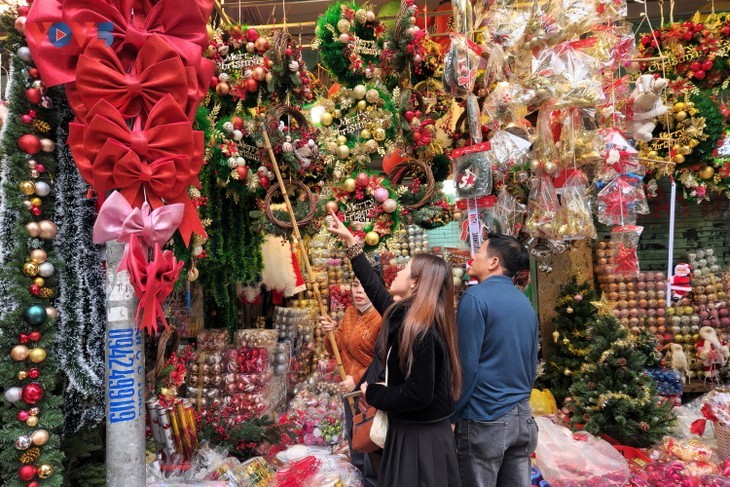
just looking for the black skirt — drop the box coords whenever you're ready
[379,417,461,487]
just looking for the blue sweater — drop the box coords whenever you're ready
[451,275,539,422]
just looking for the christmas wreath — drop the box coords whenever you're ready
[638,16,730,89]
[314,1,385,87]
[317,84,397,177]
[325,172,399,250]
[267,30,317,104]
[637,80,725,202]
[207,25,271,105]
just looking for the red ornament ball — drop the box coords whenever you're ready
[245,28,259,42]
[28,368,40,379]
[21,383,44,405]
[18,134,41,155]
[236,166,249,179]
[28,482,40,487]
[259,175,270,189]
[244,78,259,93]
[25,88,41,104]
[28,331,41,342]
[18,465,36,481]
[28,67,39,78]
[355,172,370,187]
[30,207,42,217]
[17,410,30,422]
[231,116,244,130]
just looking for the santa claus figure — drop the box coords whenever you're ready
[697,326,730,380]
[669,263,693,301]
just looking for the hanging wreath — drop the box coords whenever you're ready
[637,80,725,202]
[637,15,730,89]
[325,172,399,250]
[452,142,493,198]
[207,24,271,106]
[314,1,385,87]
[267,30,316,104]
[388,159,453,229]
[317,84,397,177]
[261,181,320,237]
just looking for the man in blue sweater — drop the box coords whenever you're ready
[452,233,539,487]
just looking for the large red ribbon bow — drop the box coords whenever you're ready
[93,190,184,271]
[27,0,211,86]
[68,35,190,122]
[127,235,183,334]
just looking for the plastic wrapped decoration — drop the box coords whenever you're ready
[487,129,532,177]
[531,105,561,176]
[593,128,642,182]
[494,188,526,237]
[483,82,526,127]
[524,174,560,240]
[443,34,484,143]
[608,225,643,278]
[556,108,600,169]
[553,39,606,109]
[482,6,529,48]
[595,174,649,226]
[555,171,597,240]
[558,0,600,39]
[520,0,563,49]
[453,142,493,198]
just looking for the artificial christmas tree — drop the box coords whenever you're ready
[538,278,597,405]
[567,314,676,447]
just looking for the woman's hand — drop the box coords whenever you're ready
[360,381,368,400]
[340,375,355,393]
[326,209,356,247]
[319,315,337,333]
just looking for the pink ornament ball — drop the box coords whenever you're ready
[573,294,583,301]
[382,198,397,213]
[374,186,389,203]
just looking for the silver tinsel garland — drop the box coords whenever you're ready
[53,98,107,434]
[0,62,19,330]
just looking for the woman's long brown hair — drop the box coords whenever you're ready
[382,253,461,400]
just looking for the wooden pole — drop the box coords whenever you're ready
[259,122,349,385]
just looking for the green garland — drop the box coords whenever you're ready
[0,12,64,486]
[314,1,384,87]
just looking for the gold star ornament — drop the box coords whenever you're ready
[591,293,618,317]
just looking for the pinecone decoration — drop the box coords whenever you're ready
[31,119,51,133]
[19,447,40,464]
[38,288,54,298]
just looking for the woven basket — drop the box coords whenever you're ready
[387,158,435,211]
[716,422,730,460]
[263,180,317,230]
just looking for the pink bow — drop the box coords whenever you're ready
[93,191,184,270]
[127,235,183,334]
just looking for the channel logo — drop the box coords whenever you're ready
[26,21,114,48]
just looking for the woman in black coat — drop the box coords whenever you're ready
[327,210,462,487]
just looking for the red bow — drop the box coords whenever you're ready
[69,94,203,185]
[68,35,190,122]
[127,235,183,334]
[27,0,211,86]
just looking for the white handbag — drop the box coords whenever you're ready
[369,348,390,448]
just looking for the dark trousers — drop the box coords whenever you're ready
[455,399,538,487]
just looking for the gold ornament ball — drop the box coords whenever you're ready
[23,262,39,277]
[29,249,47,263]
[337,18,351,34]
[30,197,42,207]
[699,166,715,180]
[11,345,29,361]
[365,139,379,153]
[364,231,380,247]
[33,277,45,287]
[544,161,557,174]
[689,139,700,148]
[365,88,380,104]
[337,144,351,159]
[360,129,372,139]
[647,150,658,159]
[675,110,688,122]
[19,181,36,196]
[38,220,58,240]
[17,371,28,380]
[325,201,339,213]
[343,178,357,192]
[673,102,685,112]
[673,154,685,164]
[352,85,367,100]
[373,128,386,141]
[336,135,348,145]
[320,112,333,127]
[215,81,230,96]
[357,100,367,111]
[355,8,367,23]
[25,416,38,427]
[26,222,41,238]
[28,348,47,364]
[31,429,49,446]
[37,464,53,479]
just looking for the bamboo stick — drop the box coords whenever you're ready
[259,122,355,413]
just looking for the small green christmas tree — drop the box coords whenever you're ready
[567,314,676,447]
[537,278,597,405]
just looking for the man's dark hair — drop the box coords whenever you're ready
[485,233,529,278]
